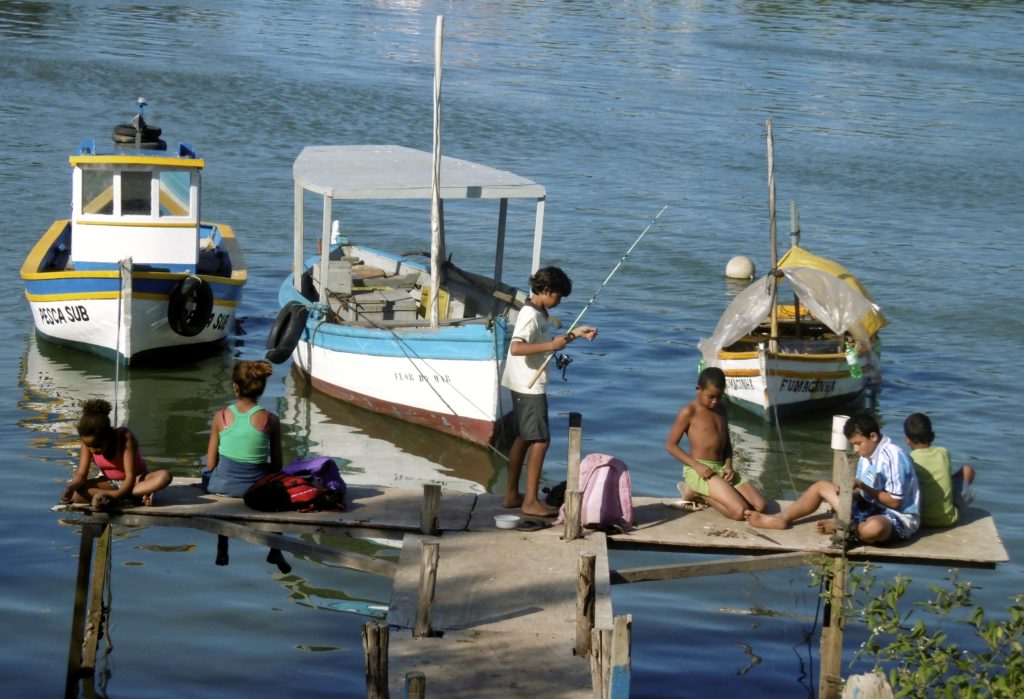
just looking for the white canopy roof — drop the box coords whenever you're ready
[293,145,546,201]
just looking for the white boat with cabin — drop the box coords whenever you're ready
[267,144,545,446]
[20,100,247,364]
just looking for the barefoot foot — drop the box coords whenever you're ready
[816,519,837,534]
[521,502,558,518]
[744,509,789,530]
[503,493,524,509]
[90,493,113,511]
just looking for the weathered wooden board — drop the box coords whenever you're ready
[388,529,612,632]
[387,628,593,698]
[387,528,610,696]
[616,496,1008,567]
[75,479,478,532]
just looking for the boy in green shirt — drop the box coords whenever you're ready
[903,413,976,527]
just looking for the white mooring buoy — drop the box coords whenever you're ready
[725,255,755,279]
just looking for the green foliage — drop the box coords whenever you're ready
[837,564,1024,697]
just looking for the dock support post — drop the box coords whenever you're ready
[82,523,113,673]
[820,415,855,699]
[404,671,426,699]
[414,541,440,638]
[564,412,583,541]
[576,553,596,657]
[609,615,632,699]
[590,627,611,699]
[362,620,390,699]
[64,522,103,699]
[420,484,441,535]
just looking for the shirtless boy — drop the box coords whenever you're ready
[665,367,767,520]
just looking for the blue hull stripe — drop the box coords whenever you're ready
[26,275,243,302]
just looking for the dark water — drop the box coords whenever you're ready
[2,1,1022,697]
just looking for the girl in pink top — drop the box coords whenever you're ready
[62,399,172,510]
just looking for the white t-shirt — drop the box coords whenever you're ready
[500,304,554,394]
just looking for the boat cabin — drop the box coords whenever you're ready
[68,141,206,273]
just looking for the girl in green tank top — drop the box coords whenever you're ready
[204,360,282,497]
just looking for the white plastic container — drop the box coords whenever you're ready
[494,514,521,530]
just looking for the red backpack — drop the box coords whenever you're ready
[243,472,344,513]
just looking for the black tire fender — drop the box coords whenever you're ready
[112,123,162,140]
[167,275,214,337]
[265,301,309,364]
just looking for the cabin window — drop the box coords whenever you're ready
[81,170,114,215]
[159,170,191,217]
[121,171,152,216]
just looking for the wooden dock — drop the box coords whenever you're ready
[614,496,1008,570]
[59,468,1007,698]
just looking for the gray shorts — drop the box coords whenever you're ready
[511,391,549,442]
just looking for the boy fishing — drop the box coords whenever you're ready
[501,266,596,517]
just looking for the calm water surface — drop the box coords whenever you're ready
[2,1,1021,697]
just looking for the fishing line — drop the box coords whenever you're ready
[527,204,669,388]
[770,400,800,497]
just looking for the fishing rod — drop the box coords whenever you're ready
[526,204,670,388]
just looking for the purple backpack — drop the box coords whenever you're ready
[556,453,634,530]
[283,456,346,500]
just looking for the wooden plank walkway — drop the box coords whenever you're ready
[59,481,1007,697]
[615,496,1008,567]
[386,528,612,697]
[82,482,1007,567]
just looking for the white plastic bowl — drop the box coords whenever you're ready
[494,514,521,530]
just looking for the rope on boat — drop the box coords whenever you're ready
[308,302,510,461]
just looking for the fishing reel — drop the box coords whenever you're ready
[554,352,573,381]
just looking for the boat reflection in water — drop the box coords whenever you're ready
[728,407,870,500]
[19,331,233,475]
[280,366,503,494]
[21,331,505,618]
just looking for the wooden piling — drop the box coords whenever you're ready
[576,553,596,657]
[414,541,440,638]
[820,416,856,699]
[590,627,612,699]
[65,522,101,699]
[420,484,441,536]
[82,523,113,673]
[363,620,390,699]
[609,615,632,699]
[564,412,583,541]
[404,671,426,699]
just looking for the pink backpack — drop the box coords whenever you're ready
[557,453,634,530]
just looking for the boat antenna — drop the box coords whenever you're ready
[526,204,669,388]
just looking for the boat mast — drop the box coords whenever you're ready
[790,199,802,336]
[767,119,779,352]
[429,15,445,328]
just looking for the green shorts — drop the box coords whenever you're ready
[683,458,748,498]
